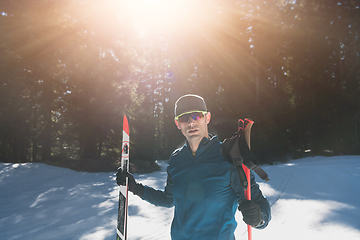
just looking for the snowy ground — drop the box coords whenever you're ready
[1,156,360,240]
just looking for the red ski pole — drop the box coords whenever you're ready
[238,118,255,240]
[243,164,252,240]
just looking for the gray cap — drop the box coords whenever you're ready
[174,94,207,119]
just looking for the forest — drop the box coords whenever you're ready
[0,0,359,170]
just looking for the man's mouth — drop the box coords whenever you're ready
[188,128,198,133]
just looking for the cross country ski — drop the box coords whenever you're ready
[116,115,130,240]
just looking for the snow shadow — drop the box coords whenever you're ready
[258,156,360,231]
[0,163,119,240]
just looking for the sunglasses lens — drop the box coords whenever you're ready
[178,112,204,122]
[191,113,202,121]
[178,114,189,122]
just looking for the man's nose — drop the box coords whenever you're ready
[187,116,196,124]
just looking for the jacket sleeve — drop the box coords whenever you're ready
[230,167,271,229]
[141,170,174,208]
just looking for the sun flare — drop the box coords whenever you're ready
[121,0,186,34]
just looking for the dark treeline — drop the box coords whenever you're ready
[0,0,359,168]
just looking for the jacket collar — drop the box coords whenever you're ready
[185,134,217,156]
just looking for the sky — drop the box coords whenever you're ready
[1,155,360,240]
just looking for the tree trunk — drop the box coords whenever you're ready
[41,120,52,162]
[81,128,97,159]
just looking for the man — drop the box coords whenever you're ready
[117,94,271,240]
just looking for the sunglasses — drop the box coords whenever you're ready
[176,111,207,123]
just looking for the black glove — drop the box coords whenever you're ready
[238,200,264,227]
[116,168,145,198]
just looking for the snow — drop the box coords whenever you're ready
[1,156,360,240]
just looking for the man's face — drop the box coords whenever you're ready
[175,111,211,142]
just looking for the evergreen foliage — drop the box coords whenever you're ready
[0,0,359,168]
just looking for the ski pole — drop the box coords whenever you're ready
[237,119,252,240]
[242,163,252,240]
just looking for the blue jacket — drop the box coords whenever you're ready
[142,135,271,240]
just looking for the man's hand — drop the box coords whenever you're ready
[116,168,134,186]
[116,168,145,198]
[238,200,264,227]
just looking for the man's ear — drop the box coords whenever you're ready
[174,119,181,129]
[206,112,211,124]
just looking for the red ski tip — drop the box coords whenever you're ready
[123,115,129,135]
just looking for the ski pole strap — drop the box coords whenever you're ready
[221,140,248,189]
[239,127,270,181]
[240,119,270,182]
[221,118,270,187]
